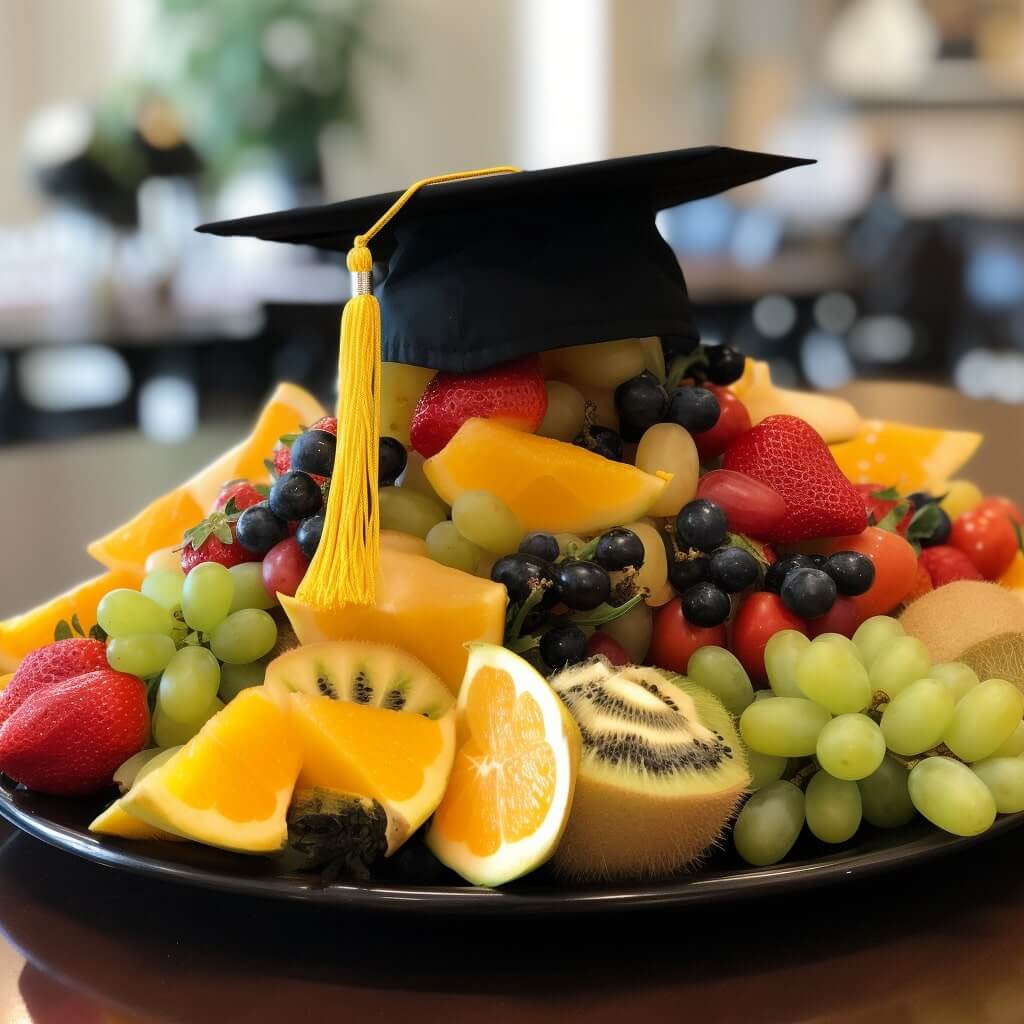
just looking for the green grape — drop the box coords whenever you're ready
[228,562,277,612]
[181,562,235,633]
[599,601,652,664]
[764,629,810,698]
[537,380,586,442]
[97,589,175,638]
[686,646,754,716]
[141,568,185,611]
[733,781,805,866]
[451,491,524,554]
[908,756,997,836]
[219,661,267,702]
[739,697,832,757]
[209,609,278,665]
[114,747,163,793]
[379,485,448,539]
[805,770,862,844]
[879,678,955,756]
[971,757,1024,813]
[753,690,775,702]
[868,636,931,700]
[152,699,222,748]
[425,521,481,573]
[930,662,980,704]
[815,713,886,781]
[991,720,1024,757]
[745,748,787,792]
[795,636,871,714]
[106,633,176,678]
[158,645,221,723]
[852,615,905,667]
[858,755,915,828]
[944,678,1024,762]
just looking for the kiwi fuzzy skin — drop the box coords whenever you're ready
[899,581,1024,690]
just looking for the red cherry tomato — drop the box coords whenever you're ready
[694,386,752,462]
[806,596,864,639]
[586,631,629,665]
[649,598,727,674]
[696,469,787,540]
[731,592,807,686]
[950,509,1019,580]
[821,527,918,617]
[262,538,310,598]
[975,496,1024,525]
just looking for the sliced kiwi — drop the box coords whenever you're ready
[549,657,749,882]
[277,787,388,879]
[265,641,453,719]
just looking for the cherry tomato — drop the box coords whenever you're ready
[820,527,918,617]
[694,386,752,462]
[586,631,629,665]
[731,592,807,686]
[696,469,786,539]
[649,598,727,674]
[262,537,309,598]
[975,496,1024,525]
[806,596,863,639]
[950,509,1019,580]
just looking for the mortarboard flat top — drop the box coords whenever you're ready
[198,146,813,372]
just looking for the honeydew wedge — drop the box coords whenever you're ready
[424,418,669,534]
[279,548,506,695]
[90,747,183,841]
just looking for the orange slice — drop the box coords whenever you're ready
[424,418,668,534]
[427,644,580,887]
[120,688,300,853]
[88,383,325,574]
[0,568,142,673]
[1000,552,1024,592]
[830,420,983,493]
[279,548,506,694]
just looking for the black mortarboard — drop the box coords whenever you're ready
[198,146,812,373]
[200,147,812,611]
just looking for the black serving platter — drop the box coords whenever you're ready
[2,774,1021,915]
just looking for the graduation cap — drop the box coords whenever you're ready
[197,147,812,611]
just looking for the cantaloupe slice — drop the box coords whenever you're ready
[424,418,668,534]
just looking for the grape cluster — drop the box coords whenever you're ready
[764,551,875,619]
[730,616,1024,866]
[574,342,745,459]
[98,562,280,748]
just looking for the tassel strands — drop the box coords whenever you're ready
[297,166,520,611]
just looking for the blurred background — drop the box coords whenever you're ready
[3,0,1024,447]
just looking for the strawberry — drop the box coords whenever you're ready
[918,544,985,588]
[0,669,148,795]
[855,484,912,535]
[214,479,266,513]
[410,355,547,458]
[310,415,337,436]
[181,502,260,572]
[0,638,108,729]
[269,418,335,483]
[722,415,867,543]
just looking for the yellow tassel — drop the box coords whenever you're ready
[296,166,520,611]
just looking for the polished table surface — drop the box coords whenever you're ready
[1,381,1023,1023]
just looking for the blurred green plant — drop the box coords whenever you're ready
[150,0,372,184]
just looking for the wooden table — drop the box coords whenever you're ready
[0,382,1022,1023]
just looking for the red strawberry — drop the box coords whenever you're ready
[180,506,260,572]
[0,638,108,728]
[214,479,266,513]
[918,545,984,588]
[0,669,148,795]
[722,415,867,543]
[271,442,292,479]
[855,483,912,534]
[410,356,547,458]
[310,415,337,435]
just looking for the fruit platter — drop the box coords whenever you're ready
[3,337,1024,912]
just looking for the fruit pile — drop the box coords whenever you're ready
[2,337,1024,890]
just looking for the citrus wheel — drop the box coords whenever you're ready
[120,688,301,853]
[427,643,580,887]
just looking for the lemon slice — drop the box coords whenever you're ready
[427,643,580,887]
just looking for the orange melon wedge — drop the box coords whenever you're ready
[427,644,580,887]
[424,418,668,534]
